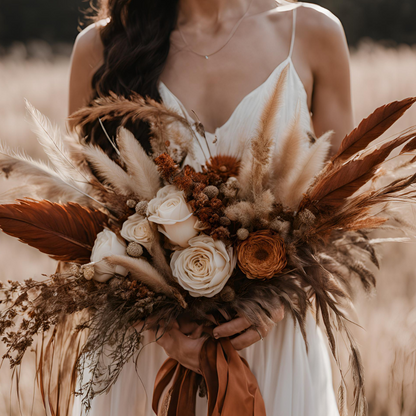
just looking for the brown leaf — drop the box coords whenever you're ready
[0,199,108,263]
[332,97,416,165]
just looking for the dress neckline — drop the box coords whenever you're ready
[159,56,308,135]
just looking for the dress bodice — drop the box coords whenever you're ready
[158,5,313,167]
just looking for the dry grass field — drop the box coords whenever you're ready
[0,42,416,415]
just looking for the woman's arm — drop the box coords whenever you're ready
[68,22,104,119]
[299,4,354,155]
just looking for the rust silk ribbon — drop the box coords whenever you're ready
[152,337,267,416]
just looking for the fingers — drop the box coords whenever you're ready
[213,316,251,339]
[230,328,263,351]
[271,304,285,324]
[156,327,205,374]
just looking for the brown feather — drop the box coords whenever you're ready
[309,132,416,208]
[0,199,108,263]
[400,134,416,154]
[332,97,416,165]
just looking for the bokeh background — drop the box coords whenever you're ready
[0,1,416,415]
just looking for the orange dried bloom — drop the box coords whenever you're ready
[237,230,287,280]
[206,155,241,181]
[154,153,179,180]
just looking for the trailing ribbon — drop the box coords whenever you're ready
[152,337,266,416]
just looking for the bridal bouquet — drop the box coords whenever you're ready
[1,68,416,416]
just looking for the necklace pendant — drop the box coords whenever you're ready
[205,55,209,60]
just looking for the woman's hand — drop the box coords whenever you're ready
[151,314,207,374]
[213,306,285,350]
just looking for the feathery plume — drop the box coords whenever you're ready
[116,128,161,200]
[82,144,136,196]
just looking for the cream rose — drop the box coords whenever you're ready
[120,214,154,250]
[147,185,198,248]
[170,234,236,298]
[90,229,128,282]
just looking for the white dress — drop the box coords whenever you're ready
[72,6,340,416]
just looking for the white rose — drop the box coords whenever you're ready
[90,229,128,282]
[171,234,236,298]
[147,185,198,248]
[120,214,154,250]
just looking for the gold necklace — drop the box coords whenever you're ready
[177,0,254,60]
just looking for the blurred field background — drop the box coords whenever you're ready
[1,0,416,415]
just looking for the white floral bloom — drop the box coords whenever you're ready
[90,229,128,282]
[120,214,154,250]
[147,185,198,248]
[170,234,236,298]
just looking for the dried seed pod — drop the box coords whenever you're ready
[135,201,149,216]
[220,286,235,302]
[81,263,95,281]
[203,185,219,199]
[237,228,250,241]
[126,199,137,209]
[297,209,316,226]
[220,216,231,226]
[127,242,144,258]
[68,263,81,277]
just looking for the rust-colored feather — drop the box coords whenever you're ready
[309,132,416,208]
[400,134,416,154]
[332,97,416,165]
[0,199,108,263]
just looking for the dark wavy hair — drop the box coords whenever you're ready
[81,0,296,155]
[82,0,180,156]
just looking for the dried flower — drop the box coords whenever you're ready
[127,242,143,258]
[135,201,148,216]
[154,153,179,181]
[81,263,95,280]
[147,185,198,247]
[91,229,128,282]
[237,230,287,279]
[220,285,235,302]
[220,177,239,199]
[121,214,154,250]
[220,217,231,227]
[237,228,250,241]
[203,185,219,199]
[171,234,236,297]
[206,155,241,181]
[126,199,137,209]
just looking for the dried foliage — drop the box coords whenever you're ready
[1,90,416,416]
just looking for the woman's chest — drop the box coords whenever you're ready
[160,11,313,134]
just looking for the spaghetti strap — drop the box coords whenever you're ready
[288,7,297,58]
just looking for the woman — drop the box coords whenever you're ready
[69,0,353,415]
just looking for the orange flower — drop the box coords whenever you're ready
[206,155,240,181]
[237,230,287,280]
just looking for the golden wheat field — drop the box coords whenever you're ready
[0,42,416,415]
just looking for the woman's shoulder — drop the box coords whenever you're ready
[72,19,108,69]
[295,2,345,40]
